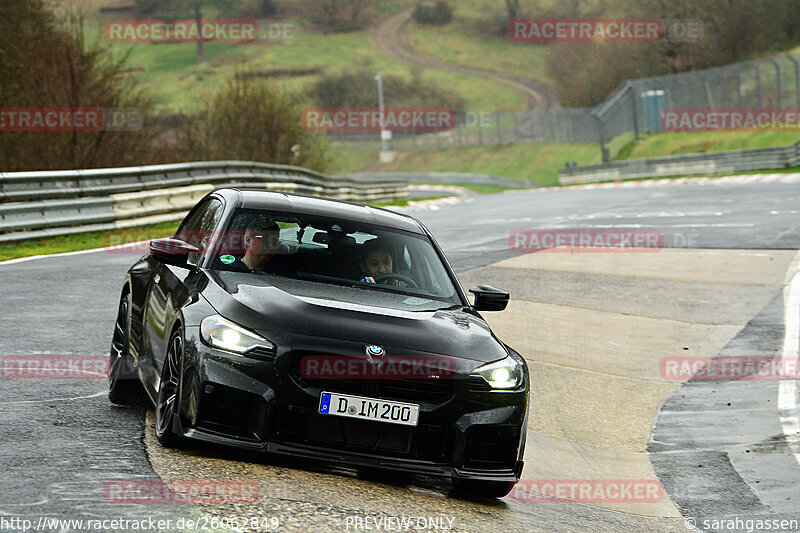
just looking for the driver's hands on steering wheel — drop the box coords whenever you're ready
[373,273,419,289]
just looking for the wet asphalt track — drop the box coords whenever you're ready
[1,181,800,532]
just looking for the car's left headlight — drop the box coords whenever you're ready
[471,356,524,390]
[200,314,275,356]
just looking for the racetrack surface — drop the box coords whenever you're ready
[2,180,800,531]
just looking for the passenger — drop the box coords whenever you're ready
[359,238,400,286]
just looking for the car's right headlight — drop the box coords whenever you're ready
[200,314,275,357]
[470,356,524,390]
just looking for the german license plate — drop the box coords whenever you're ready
[318,392,419,427]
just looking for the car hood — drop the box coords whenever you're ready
[202,272,509,363]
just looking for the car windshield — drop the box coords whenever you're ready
[205,208,463,310]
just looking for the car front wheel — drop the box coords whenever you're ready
[155,328,185,447]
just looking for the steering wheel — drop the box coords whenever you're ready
[374,273,419,289]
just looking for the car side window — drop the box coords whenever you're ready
[175,198,224,265]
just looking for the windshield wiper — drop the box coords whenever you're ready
[410,303,465,312]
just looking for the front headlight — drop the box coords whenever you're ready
[200,315,275,356]
[471,356,523,390]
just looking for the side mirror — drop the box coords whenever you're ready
[469,285,510,311]
[150,238,200,267]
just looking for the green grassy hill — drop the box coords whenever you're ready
[75,0,800,180]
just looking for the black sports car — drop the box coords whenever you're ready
[108,188,529,498]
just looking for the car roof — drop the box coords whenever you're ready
[218,188,425,234]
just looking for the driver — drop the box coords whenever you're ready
[225,221,294,275]
[359,238,401,286]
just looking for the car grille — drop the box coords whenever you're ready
[462,425,520,471]
[468,375,492,391]
[196,383,266,441]
[290,352,455,404]
[245,346,276,362]
[272,405,449,462]
[306,416,413,454]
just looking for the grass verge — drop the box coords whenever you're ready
[330,130,800,185]
[0,222,180,262]
[329,142,603,185]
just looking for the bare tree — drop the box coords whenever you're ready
[504,0,521,22]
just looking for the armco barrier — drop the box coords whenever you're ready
[0,161,408,243]
[343,172,535,188]
[558,141,800,185]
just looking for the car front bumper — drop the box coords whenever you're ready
[176,327,528,483]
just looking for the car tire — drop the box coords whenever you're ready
[108,292,148,406]
[451,479,517,499]
[155,328,185,448]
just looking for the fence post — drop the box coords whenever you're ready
[594,112,608,162]
[767,58,783,108]
[754,64,763,108]
[717,68,728,109]
[787,54,800,109]
[702,73,715,108]
[742,62,764,108]
[734,68,743,108]
[629,83,639,140]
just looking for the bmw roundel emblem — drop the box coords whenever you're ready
[366,345,385,357]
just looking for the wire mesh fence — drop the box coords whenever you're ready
[333,48,800,157]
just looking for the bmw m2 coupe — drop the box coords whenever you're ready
[108,188,529,498]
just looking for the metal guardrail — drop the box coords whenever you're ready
[0,161,408,244]
[558,140,800,185]
[342,172,535,188]
[0,160,405,202]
